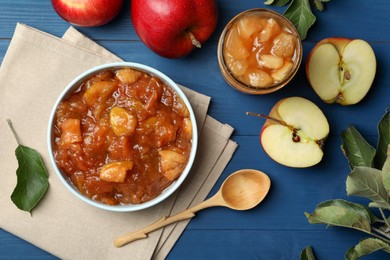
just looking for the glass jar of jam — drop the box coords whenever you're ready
[218,8,303,94]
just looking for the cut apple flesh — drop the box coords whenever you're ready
[261,125,324,167]
[307,39,376,105]
[341,40,376,104]
[307,43,341,102]
[277,97,329,140]
[260,97,329,168]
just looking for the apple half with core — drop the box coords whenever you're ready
[306,38,376,105]
[51,0,124,27]
[247,97,330,168]
[131,0,218,58]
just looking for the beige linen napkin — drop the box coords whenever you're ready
[0,23,237,260]
[62,27,238,259]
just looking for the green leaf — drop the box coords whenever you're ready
[304,199,371,234]
[284,0,316,40]
[346,166,390,210]
[11,145,49,213]
[382,145,390,195]
[312,0,324,11]
[300,245,317,260]
[346,238,390,260]
[312,0,332,12]
[361,205,381,224]
[264,0,276,5]
[341,125,376,169]
[375,110,390,169]
[264,0,291,6]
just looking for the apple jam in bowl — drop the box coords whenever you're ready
[218,8,303,94]
[48,62,198,212]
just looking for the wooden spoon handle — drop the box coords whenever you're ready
[114,192,223,247]
[114,209,195,247]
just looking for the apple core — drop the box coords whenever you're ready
[306,38,376,105]
[248,97,330,168]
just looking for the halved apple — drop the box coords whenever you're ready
[248,97,330,168]
[306,38,376,105]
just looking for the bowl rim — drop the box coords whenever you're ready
[217,8,303,94]
[47,61,198,212]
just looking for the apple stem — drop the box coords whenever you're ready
[246,112,291,129]
[188,31,201,48]
[247,112,305,143]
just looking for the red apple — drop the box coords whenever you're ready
[131,0,218,58]
[51,0,124,27]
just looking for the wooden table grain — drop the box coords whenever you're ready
[1,0,389,259]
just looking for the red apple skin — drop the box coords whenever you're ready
[51,0,124,27]
[131,0,218,58]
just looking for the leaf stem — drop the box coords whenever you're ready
[372,227,390,243]
[379,208,390,229]
[7,119,21,145]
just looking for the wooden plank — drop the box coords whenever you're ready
[2,228,388,260]
[2,39,385,136]
[180,135,374,230]
[0,0,389,259]
[0,228,56,259]
[170,230,389,259]
[0,1,389,42]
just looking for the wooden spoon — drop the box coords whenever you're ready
[114,169,271,247]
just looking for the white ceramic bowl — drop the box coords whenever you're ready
[47,62,198,212]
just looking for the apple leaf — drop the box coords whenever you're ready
[313,0,324,11]
[346,166,390,210]
[374,110,390,169]
[306,113,390,259]
[264,0,291,6]
[263,0,333,39]
[304,199,372,234]
[312,0,333,11]
[361,204,382,224]
[284,0,316,40]
[300,246,317,260]
[341,125,376,169]
[345,238,390,260]
[11,145,50,213]
[7,119,49,213]
[382,145,390,195]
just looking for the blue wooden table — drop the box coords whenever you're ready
[1,0,389,259]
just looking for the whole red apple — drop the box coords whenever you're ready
[51,0,124,27]
[131,0,218,58]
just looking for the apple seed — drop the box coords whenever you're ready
[292,132,300,142]
[344,70,351,80]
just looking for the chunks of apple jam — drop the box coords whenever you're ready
[53,68,193,205]
[223,14,298,88]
